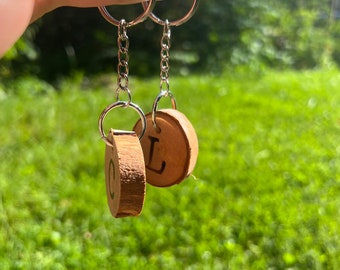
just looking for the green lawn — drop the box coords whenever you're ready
[0,69,339,269]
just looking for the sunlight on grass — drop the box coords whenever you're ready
[0,69,339,269]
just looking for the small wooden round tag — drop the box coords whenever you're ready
[133,109,198,187]
[105,129,146,217]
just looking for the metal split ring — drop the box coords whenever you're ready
[152,90,177,129]
[98,0,157,27]
[99,101,147,146]
[142,0,200,26]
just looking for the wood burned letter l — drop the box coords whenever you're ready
[146,136,166,174]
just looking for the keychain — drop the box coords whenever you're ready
[134,0,200,187]
[98,2,156,217]
[99,104,146,218]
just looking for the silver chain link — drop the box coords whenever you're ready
[116,19,131,104]
[159,20,171,95]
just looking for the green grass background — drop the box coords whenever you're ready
[0,69,339,269]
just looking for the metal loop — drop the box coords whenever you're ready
[142,0,200,26]
[118,61,129,75]
[118,29,128,41]
[118,39,129,53]
[161,43,170,55]
[115,87,132,104]
[160,78,170,92]
[117,73,130,91]
[152,90,177,130]
[160,61,170,72]
[99,0,157,27]
[99,101,147,146]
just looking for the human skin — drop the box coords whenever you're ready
[0,0,143,57]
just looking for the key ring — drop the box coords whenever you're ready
[99,101,147,146]
[142,0,200,26]
[99,0,157,27]
[152,90,177,129]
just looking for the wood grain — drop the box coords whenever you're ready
[105,130,146,217]
[133,109,198,187]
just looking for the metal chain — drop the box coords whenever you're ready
[159,20,171,95]
[116,19,131,104]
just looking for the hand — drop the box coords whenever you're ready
[32,0,145,22]
[0,0,144,57]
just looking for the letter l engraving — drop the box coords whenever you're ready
[146,136,166,174]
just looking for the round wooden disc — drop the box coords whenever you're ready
[105,130,146,218]
[133,109,198,187]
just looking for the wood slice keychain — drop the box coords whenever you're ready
[133,108,198,187]
[105,129,146,217]
[132,13,199,187]
[97,15,150,217]
[99,101,147,217]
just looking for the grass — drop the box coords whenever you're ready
[0,69,339,269]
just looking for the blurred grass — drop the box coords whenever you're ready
[0,69,339,269]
